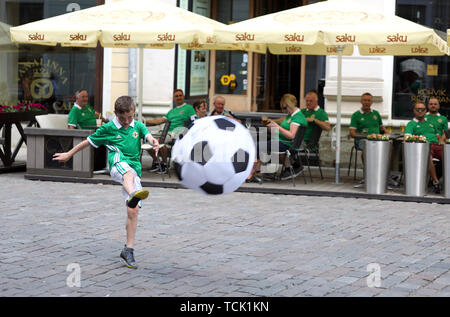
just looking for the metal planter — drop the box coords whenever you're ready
[403,142,430,197]
[444,143,450,198]
[364,139,392,194]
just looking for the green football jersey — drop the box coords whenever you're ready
[404,118,439,144]
[165,104,196,132]
[87,119,151,177]
[68,104,97,129]
[301,107,329,144]
[350,109,383,134]
[278,110,307,147]
[425,113,448,136]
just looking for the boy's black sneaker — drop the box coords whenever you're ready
[127,189,149,208]
[120,245,138,269]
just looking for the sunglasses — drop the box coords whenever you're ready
[414,108,426,112]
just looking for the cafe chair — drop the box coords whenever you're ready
[141,120,172,180]
[347,137,362,180]
[300,124,324,182]
[271,125,307,187]
[35,114,69,129]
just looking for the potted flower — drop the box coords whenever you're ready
[405,135,427,143]
[367,133,389,141]
[0,103,47,124]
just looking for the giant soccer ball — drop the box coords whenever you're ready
[171,116,256,195]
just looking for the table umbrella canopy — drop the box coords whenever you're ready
[214,0,449,56]
[9,0,237,50]
[8,0,264,122]
[0,21,18,52]
[214,0,449,184]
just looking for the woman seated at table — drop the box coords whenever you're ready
[246,93,307,183]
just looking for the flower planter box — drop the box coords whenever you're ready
[0,111,47,124]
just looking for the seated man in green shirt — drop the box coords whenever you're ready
[349,92,389,187]
[301,91,331,149]
[144,89,196,172]
[349,92,386,146]
[68,90,106,129]
[404,101,444,193]
[425,97,448,143]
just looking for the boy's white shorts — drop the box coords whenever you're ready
[110,162,143,206]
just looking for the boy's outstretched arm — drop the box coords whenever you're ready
[146,134,160,155]
[53,139,90,162]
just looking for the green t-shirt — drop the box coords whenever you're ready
[301,107,329,144]
[425,113,448,136]
[350,109,383,134]
[87,119,150,177]
[404,118,439,144]
[165,104,196,133]
[278,110,307,147]
[68,104,97,129]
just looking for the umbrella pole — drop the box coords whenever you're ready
[334,46,344,184]
[138,46,144,122]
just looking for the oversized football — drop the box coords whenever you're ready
[171,116,256,195]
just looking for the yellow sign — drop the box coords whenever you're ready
[30,78,53,99]
[229,73,236,81]
[427,64,438,76]
[220,75,230,86]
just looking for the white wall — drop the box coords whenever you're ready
[102,0,176,117]
[324,0,396,125]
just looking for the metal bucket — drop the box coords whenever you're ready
[364,139,392,194]
[403,142,430,197]
[443,144,450,198]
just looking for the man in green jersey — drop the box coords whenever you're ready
[301,91,331,148]
[349,92,386,140]
[209,96,240,123]
[68,90,106,129]
[426,97,448,143]
[145,89,196,172]
[404,101,444,193]
[54,96,160,269]
[349,93,388,187]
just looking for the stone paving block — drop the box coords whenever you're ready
[1,174,449,297]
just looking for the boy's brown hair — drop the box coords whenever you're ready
[114,96,136,114]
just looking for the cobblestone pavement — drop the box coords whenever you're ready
[0,173,449,297]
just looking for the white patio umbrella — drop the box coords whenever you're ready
[214,0,449,184]
[9,0,263,120]
[0,21,18,52]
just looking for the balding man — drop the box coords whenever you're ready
[300,91,331,148]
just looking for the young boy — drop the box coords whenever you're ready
[53,96,159,269]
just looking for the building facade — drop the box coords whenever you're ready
[1,0,449,166]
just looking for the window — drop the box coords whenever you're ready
[0,0,98,113]
[176,0,211,100]
[392,0,450,119]
[214,0,250,95]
